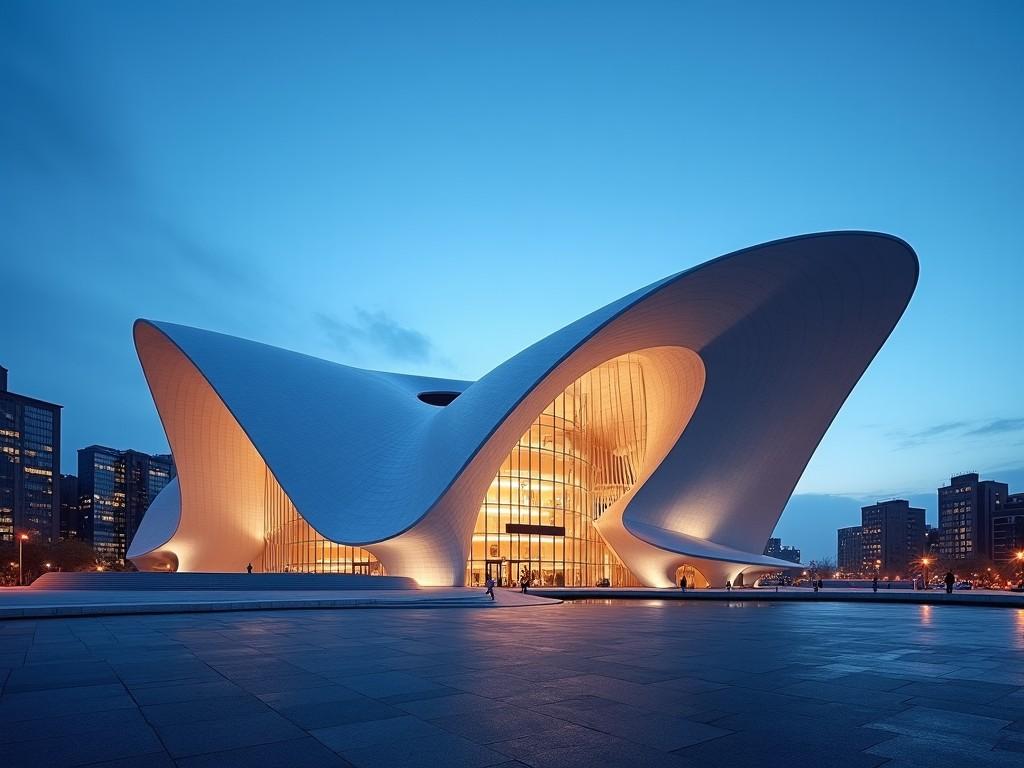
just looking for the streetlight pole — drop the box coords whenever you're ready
[18,534,28,586]
[921,557,931,591]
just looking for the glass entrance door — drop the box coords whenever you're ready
[485,559,506,587]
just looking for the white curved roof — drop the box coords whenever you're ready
[129,231,918,586]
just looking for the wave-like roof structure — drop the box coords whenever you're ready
[128,232,918,586]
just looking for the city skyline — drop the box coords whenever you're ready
[3,3,1022,561]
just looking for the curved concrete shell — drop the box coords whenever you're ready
[128,231,918,586]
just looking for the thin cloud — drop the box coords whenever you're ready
[964,418,1024,436]
[892,420,968,449]
[147,219,264,294]
[317,309,433,364]
[905,421,970,440]
[891,417,1024,449]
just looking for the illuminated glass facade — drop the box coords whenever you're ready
[0,368,61,543]
[79,446,177,563]
[256,353,650,585]
[79,446,123,562]
[466,354,647,588]
[262,468,381,573]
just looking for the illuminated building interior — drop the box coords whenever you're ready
[262,467,381,574]
[260,353,655,585]
[467,353,648,588]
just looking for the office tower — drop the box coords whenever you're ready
[0,365,61,542]
[78,446,175,563]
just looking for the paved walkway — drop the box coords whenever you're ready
[2,600,1023,767]
[0,586,557,619]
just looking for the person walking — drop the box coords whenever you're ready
[725,580,732,592]
[520,573,528,594]
[813,579,819,593]
[944,570,955,594]
[485,575,495,600]
[872,575,878,593]
[680,575,687,592]
[246,563,253,574]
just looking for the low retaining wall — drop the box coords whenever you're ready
[529,587,1024,608]
[30,572,418,591]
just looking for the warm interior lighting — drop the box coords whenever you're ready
[466,352,649,588]
[263,467,380,574]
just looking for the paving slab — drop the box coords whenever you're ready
[1,600,1022,768]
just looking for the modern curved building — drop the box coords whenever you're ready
[128,232,918,588]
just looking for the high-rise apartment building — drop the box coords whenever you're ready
[837,525,863,573]
[992,493,1024,565]
[0,365,61,543]
[837,500,925,576]
[78,446,175,563]
[938,473,1008,561]
[860,500,926,577]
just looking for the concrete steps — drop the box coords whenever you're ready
[30,572,417,591]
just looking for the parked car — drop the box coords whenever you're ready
[954,581,973,590]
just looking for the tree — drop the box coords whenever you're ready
[49,540,100,572]
[807,557,836,577]
[0,539,100,585]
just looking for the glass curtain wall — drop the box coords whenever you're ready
[467,353,648,588]
[22,405,56,539]
[262,467,381,574]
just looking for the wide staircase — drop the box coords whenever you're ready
[30,572,419,591]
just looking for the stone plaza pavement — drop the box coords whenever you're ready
[1,600,1023,768]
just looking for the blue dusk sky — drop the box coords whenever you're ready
[2,2,1022,560]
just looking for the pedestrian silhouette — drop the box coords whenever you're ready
[485,576,495,600]
[725,580,732,592]
[944,570,955,594]
[246,563,253,574]
[680,575,687,592]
